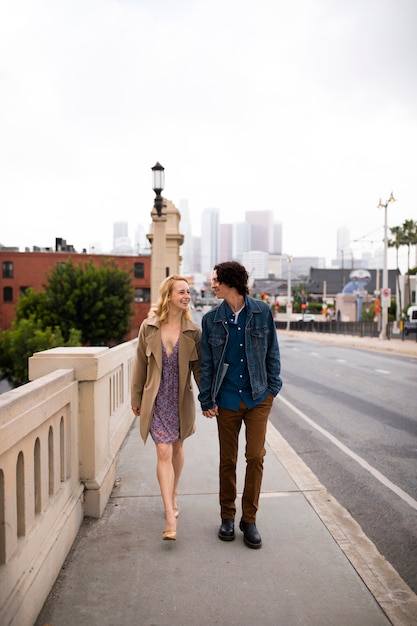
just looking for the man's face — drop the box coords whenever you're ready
[211,270,228,300]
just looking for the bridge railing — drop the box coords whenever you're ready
[0,340,137,626]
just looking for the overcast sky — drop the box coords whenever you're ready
[1,0,416,270]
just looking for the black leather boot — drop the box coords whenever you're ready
[218,519,235,541]
[239,520,262,549]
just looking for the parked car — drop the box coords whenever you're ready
[295,313,315,322]
[404,305,417,335]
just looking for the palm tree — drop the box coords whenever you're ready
[388,225,405,318]
[402,219,417,306]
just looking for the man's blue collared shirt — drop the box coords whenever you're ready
[216,304,267,411]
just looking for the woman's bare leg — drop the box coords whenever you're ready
[155,443,176,532]
[172,439,184,514]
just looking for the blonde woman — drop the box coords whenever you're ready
[131,275,201,540]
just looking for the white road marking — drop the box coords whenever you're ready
[375,369,390,374]
[278,395,417,512]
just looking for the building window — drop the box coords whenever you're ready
[134,288,150,303]
[3,286,13,302]
[134,262,144,279]
[2,261,13,278]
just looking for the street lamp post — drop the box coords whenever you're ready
[286,255,293,331]
[377,192,396,340]
[148,163,184,307]
[152,162,165,216]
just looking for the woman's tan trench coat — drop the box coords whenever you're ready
[131,315,201,443]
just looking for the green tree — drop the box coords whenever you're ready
[292,283,309,313]
[388,225,406,318]
[402,219,417,305]
[0,317,82,387]
[33,258,134,346]
[0,259,134,387]
[390,219,417,306]
[14,287,55,326]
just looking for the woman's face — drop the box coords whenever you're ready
[168,280,191,312]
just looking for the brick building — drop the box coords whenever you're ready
[0,248,151,341]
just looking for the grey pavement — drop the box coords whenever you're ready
[35,333,417,626]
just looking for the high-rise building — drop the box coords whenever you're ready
[201,208,220,274]
[268,253,283,279]
[113,222,128,247]
[242,250,269,279]
[273,222,283,254]
[336,226,352,264]
[232,222,251,260]
[112,221,133,254]
[192,235,202,273]
[245,211,274,253]
[134,223,149,255]
[220,224,233,261]
[178,199,194,274]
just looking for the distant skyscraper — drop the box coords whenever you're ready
[242,251,269,279]
[220,224,233,261]
[245,210,274,252]
[268,253,283,279]
[336,226,352,264]
[201,208,220,274]
[232,222,251,260]
[134,223,149,254]
[113,222,128,248]
[112,221,133,254]
[179,199,194,274]
[192,235,202,273]
[273,222,283,254]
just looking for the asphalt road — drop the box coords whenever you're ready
[271,334,417,595]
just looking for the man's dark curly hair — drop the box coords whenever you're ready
[213,261,249,296]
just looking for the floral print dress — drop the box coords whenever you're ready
[150,340,180,444]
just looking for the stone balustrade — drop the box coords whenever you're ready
[0,340,137,626]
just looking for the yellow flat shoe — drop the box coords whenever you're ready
[163,529,176,541]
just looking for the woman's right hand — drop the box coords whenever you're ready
[202,406,218,419]
[132,406,140,416]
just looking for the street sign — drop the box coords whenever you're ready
[381,287,391,306]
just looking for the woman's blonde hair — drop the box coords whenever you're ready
[150,274,192,323]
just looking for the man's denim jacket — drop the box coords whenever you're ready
[198,296,282,411]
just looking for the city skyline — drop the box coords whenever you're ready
[3,205,409,275]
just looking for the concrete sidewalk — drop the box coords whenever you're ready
[35,380,417,625]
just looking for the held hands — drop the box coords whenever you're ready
[202,405,218,419]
